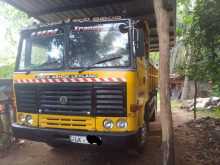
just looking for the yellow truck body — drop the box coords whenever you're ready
[12,17,158,149]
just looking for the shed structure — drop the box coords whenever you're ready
[3,1,177,164]
[3,0,176,52]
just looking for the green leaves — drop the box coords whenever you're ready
[176,0,193,37]
[186,0,220,94]
[0,1,32,78]
[0,63,15,78]
[176,0,220,95]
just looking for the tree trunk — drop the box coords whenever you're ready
[153,0,175,165]
[181,76,190,100]
[193,80,198,120]
[181,50,191,100]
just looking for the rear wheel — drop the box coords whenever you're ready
[150,95,157,122]
[151,111,156,121]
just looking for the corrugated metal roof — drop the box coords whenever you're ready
[3,0,176,51]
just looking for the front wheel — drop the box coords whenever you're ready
[136,119,149,153]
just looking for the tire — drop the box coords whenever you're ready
[136,111,150,153]
[150,95,157,122]
[150,111,156,122]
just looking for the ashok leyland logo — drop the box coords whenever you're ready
[59,96,68,105]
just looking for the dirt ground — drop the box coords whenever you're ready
[0,121,163,165]
[0,109,218,165]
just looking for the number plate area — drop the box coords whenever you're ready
[69,135,89,144]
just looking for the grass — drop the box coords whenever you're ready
[160,97,220,119]
[170,100,220,119]
[197,108,220,119]
[171,100,182,110]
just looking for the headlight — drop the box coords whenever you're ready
[103,119,114,129]
[25,115,33,125]
[18,114,26,123]
[116,119,128,128]
[18,114,33,125]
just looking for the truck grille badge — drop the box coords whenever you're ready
[59,96,68,105]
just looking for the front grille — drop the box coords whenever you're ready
[39,115,95,131]
[39,85,92,115]
[15,86,37,113]
[15,83,126,116]
[95,85,126,116]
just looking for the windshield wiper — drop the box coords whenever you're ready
[78,55,122,73]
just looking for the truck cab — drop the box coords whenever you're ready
[12,17,158,150]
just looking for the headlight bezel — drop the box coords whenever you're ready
[103,119,114,129]
[116,119,128,129]
[18,114,33,126]
[25,115,33,125]
[18,114,26,123]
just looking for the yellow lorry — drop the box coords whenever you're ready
[12,17,158,151]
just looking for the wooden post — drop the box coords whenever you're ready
[193,80,197,119]
[153,0,175,165]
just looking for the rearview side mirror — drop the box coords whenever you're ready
[119,24,129,33]
[134,29,145,57]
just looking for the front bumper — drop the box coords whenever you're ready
[12,123,139,148]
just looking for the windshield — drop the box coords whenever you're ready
[18,28,64,70]
[68,21,130,68]
[17,20,130,71]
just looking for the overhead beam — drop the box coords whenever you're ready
[33,0,133,16]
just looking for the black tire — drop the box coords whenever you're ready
[136,110,150,153]
[150,95,157,122]
[150,111,156,122]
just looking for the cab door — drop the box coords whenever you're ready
[134,27,149,126]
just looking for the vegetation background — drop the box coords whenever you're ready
[0,1,32,78]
